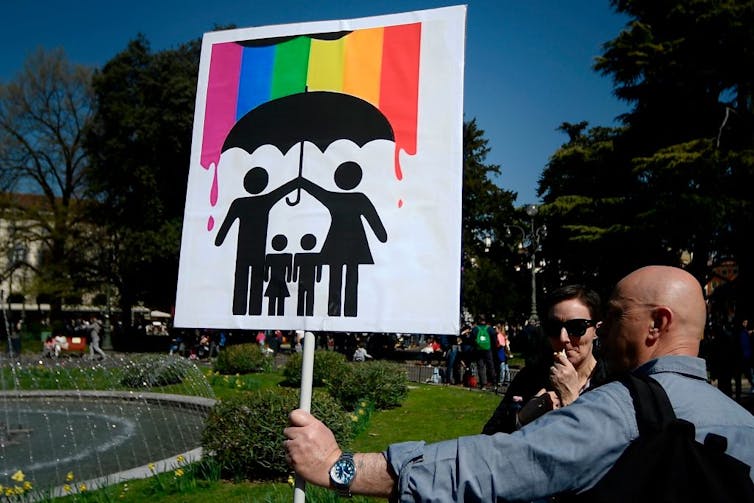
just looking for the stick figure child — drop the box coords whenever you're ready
[264,234,293,316]
[293,233,323,316]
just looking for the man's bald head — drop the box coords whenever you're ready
[617,265,707,337]
[602,265,706,375]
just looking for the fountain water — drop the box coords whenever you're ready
[0,352,215,497]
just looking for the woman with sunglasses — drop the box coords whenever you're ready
[482,284,609,434]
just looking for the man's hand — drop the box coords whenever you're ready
[284,409,341,488]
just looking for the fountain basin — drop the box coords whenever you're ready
[1,390,215,494]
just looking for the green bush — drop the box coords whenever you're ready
[214,343,273,374]
[119,354,202,388]
[328,361,408,411]
[201,388,352,481]
[283,350,349,387]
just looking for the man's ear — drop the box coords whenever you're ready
[648,306,672,341]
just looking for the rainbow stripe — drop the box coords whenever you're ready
[201,22,421,187]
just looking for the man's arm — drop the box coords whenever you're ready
[284,409,396,498]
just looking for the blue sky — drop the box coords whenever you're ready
[0,0,629,205]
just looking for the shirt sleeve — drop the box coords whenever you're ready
[385,382,638,502]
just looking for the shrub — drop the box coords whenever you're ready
[201,388,352,481]
[283,350,349,387]
[119,354,202,388]
[328,361,408,411]
[214,343,273,374]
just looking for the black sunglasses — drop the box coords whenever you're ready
[543,318,596,338]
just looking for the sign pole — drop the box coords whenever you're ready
[293,331,315,503]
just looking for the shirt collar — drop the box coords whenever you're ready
[632,355,708,381]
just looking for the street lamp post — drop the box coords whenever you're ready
[505,204,547,319]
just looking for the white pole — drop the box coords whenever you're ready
[293,331,315,503]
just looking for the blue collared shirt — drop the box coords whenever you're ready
[385,356,754,502]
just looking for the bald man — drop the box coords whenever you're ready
[284,266,754,501]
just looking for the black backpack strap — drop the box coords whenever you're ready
[622,373,676,435]
[627,373,733,454]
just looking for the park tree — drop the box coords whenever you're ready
[539,0,754,311]
[85,35,201,325]
[0,48,97,319]
[596,0,754,311]
[461,118,520,321]
[537,122,635,296]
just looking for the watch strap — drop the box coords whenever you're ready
[331,452,354,498]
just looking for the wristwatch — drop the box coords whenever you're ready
[329,451,356,498]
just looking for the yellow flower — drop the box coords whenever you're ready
[5,487,15,497]
[174,468,184,478]
[360,401,367,407]
[13,486,24,495]
[176,455,185,464]
[358,409,365,415]
[63,484,72,493]
[66,471,75,481]
[148,463,156,472]
[11,470,25,482]
[79,482,87,492]
[23,481,32,490]
[287,475,295,487]
[350,415,358,422]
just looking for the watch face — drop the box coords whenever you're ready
[331,458,356,485]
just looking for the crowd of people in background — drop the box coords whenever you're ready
[23,305,754,404]
[156,307,754,402]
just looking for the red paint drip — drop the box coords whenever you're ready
[394,146,403,180]
[207,215,215,231]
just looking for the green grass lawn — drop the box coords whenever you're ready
[353,383,501,451]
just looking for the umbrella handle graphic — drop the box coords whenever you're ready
[286,140,305,206]
[286,187,301,206]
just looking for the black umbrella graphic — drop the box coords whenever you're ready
[222,91,395,205]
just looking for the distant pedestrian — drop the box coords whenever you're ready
[353,344,372,362]
[472,315,497,388]
[495,323,512,385]
[88,316,107,360]
[737,319,754,396]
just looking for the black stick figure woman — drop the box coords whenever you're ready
[299,161,387,317]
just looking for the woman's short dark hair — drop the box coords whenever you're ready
[544,285,602,321]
